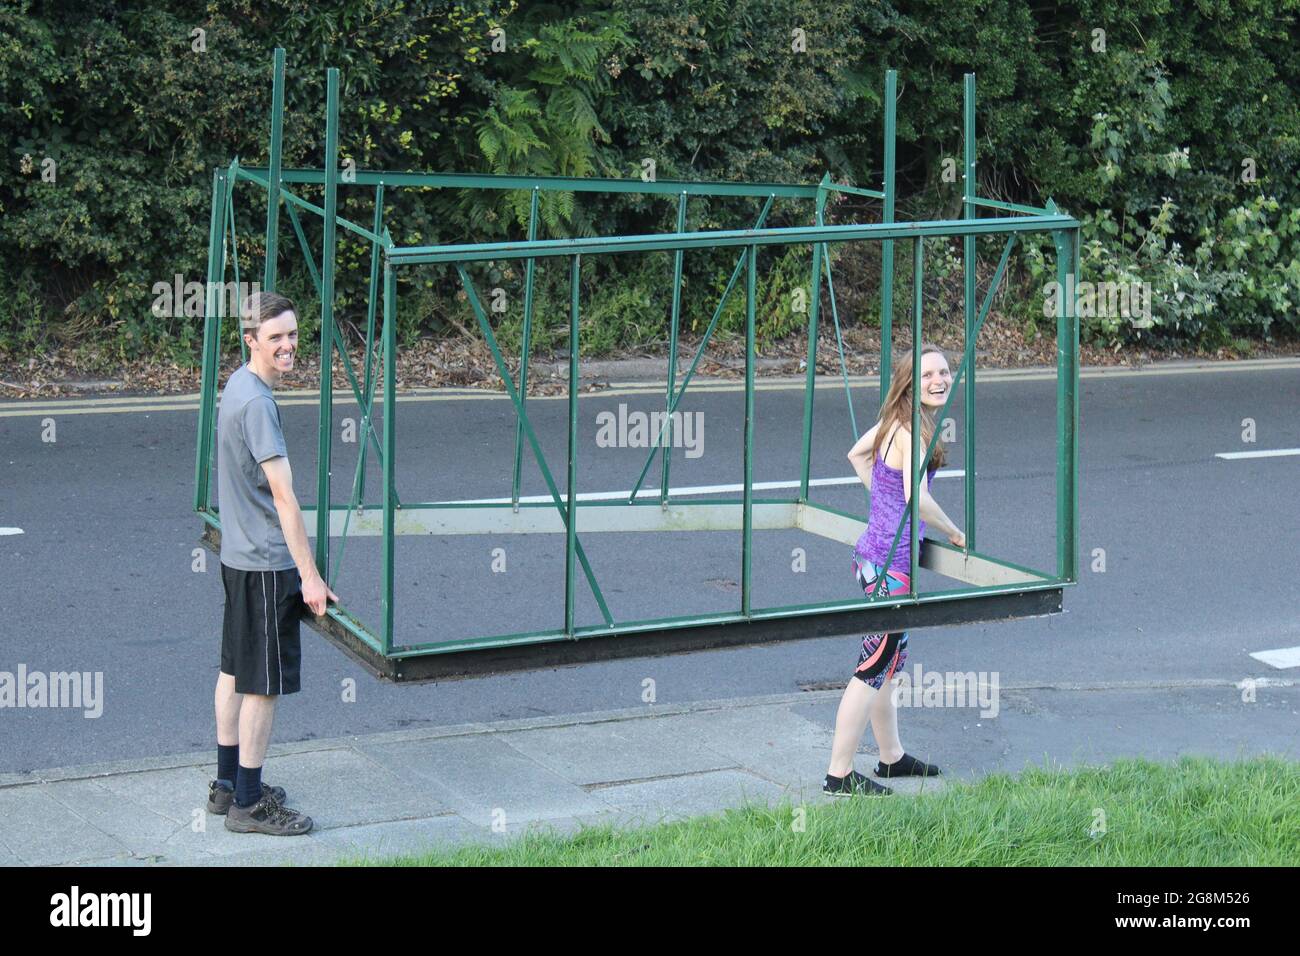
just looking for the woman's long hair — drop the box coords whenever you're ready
[871,343,949,470]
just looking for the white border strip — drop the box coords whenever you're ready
[438,471,964,506]
[1249,646,1300,669]
[1215,448,1300,460]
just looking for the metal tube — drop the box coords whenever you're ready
[910,236,923,598]
[455,265,614,626]
[624,196,775,503]
[822,182,886,200]
[284,200,322,296]
[565,255,580,636]
[1071,226,1082,584]
[381,257,396,655]
[314,68,340,573]
[238,167,384,246]
[880,68,898,402]
[263,48,285,291]
[963,73,977,552]
[387,214,1079,265]
[822,245,857,441]
[800,178,829,502]
[822,248,866,514]
[356,184,385,508]
[512,187,540,511]
[970,196,1055,216]
[244,166,821,199]
[660,192,688,507]
[225,162,247,364]
[194,169,227,513]
[1053,221,1079,583]
[742,244,757,616]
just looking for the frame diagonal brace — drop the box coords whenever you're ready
[626,195,775,503]
[356,186,387,511]
[236,167,385,247]
[284,199,322,296]
[799,175,831,501]
[821,245,866,514]
[330,327,386,590]
[224,159,247,365]
[454,264,614,628]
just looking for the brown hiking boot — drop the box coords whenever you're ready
[224,793,313,836]
[207,779,288,816]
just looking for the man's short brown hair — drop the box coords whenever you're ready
[240,291,297,336]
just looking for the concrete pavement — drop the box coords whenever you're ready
[1,677,1295,866]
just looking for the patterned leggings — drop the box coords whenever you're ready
[851,555,910,690]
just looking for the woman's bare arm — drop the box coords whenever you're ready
[897,428,965,545]
[847,422,881,491]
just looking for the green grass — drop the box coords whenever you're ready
[359,756,1299,866]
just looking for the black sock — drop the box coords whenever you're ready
[217,744,239,785]
[235,764,264,807]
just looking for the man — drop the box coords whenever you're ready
[208,291,338,835]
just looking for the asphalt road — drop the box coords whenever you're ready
[1,359,1297,774]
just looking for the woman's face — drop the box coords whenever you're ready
[917,352,952,408]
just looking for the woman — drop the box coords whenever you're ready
[824,343,966,796]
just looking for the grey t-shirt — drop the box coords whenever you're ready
[216,364,294,571]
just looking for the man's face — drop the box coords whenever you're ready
[249,311,298,377]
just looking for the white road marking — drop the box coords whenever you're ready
[1215,448,1300,460]
[437,472,965,505]
[1249,646,1300,669]
[0,527,23,535]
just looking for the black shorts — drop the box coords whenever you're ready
[220,563,303,696]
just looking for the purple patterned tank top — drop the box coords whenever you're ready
[854,433,936,575]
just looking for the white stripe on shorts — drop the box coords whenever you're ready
[272,571,281,694]
[261,571,271,695]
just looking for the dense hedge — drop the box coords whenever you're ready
[1,0,1297,362]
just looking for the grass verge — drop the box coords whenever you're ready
[354,755,1299,866]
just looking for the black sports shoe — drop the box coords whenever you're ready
[823,770,893,796]
[224,793,313,836]
[207,779,288,816]
[874,753,942,778]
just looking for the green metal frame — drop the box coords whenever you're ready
[195,54,1081,680]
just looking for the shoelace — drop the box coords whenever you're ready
[260,801,304,827]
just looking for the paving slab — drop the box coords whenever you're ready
[44,778,191,850]
[662,703,839,794]
[0,786,126,865]
[359,734,612,828]
[592,768,789,824]
[499,713,739,786]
